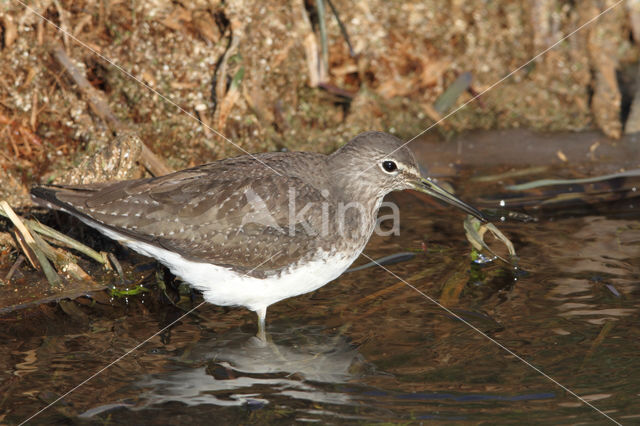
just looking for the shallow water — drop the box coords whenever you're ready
[1,134,640,424]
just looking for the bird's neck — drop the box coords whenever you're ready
[325,174,385,246]
[323,151,389,245]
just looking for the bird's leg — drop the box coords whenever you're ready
[256,307,267,341]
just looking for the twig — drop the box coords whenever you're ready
[52,0,71,52]
[37,16,44,45]
[6,127,20,157]
[108,252,125,281]
[0,204,108,265]
[0,201,61,286]
[433,72,473,114]
[346,252,415,272]
[326,0,355,57]
[31,91,38,131]
[0,13,17,48]
[30,230,93,282]
[316,0,329,79]
[101,251,113,271]
[12,231,39,270]
[507,169,640,191]
[1,202,34,246]
[26,219,108,264]
[53,46,119,125]
[317,82,356,99]
[53,46,172,176]
[215,67,244,131]
[296,0,321,87]
[212,33,240,125]
[4,255,25,281]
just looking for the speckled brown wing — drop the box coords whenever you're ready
[31,153,333,277]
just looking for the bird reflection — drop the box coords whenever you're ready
[134,326,372,409]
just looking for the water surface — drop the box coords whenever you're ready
[1,132,639,424]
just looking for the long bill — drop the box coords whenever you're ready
[416,177,488,223]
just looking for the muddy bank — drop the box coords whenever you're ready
[0,1,638,207]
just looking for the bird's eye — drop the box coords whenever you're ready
[382,160,398,173]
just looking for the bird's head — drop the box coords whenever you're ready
[331,131,487,222]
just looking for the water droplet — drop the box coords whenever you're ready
[472,253,497,264]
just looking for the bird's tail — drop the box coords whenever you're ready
[30,183,104,213]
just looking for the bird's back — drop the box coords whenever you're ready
[31,151,338,278]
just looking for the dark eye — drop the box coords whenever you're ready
[382,160,398,173]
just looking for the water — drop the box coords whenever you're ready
[1,133,639,424]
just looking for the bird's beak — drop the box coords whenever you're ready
[415,177,488,222]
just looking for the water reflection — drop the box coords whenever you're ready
[518,216,640,325]
[78,325,561,423]
[103,327,369,414]
[2,149,640,423]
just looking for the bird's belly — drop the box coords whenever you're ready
[81,219,358,312]
[132,241,356,312]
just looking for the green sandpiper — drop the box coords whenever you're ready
[31,131,486,339]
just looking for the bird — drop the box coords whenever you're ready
[31,131,486,339]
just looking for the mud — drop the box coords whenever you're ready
[0,1,637,209]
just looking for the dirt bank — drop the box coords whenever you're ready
[0,0,637,207]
